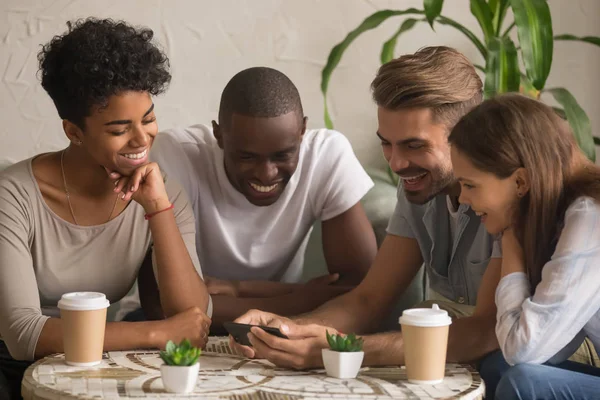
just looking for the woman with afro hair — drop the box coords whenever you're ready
[0,18,210,398]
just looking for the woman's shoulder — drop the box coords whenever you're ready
[565,196,600,216]
[555,197,600,253]
[162,171,191,208]
[0,158,37,196]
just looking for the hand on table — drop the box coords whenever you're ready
[229,309,337,369]
[229,309,292,358]
[248,322,337,370]
[157,307,212,350]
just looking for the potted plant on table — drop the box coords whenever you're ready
[159,338,201,393]
[322,331,364,379]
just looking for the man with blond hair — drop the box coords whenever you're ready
[231,46,503,374]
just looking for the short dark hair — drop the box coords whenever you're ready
[218,67,303,128]
[38,17,171,128]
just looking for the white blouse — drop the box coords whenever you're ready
[495,196,600,365]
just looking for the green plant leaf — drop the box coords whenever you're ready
[490,0,509,35]
[594,137,600,147]
[380,18,421,64]
[173,353,182,365]
[159,351,172,365]
[502,21,516,38]
[436,15,488,58]
[180,339,191,353]
[336,335,345,351]
[326,331,336,349]
[545,88,595,162]
[344,337,352,350]
[554,34,600,47]
[519,72,539,98]
[161,338,202,366]
[470,0,495,44]
[508,0,553,90]
[423,0,444,29]
[165,340,176,354]
[323,103,334,129]
[321,8,425,128]
[484,36,520,98]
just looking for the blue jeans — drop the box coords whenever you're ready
[479,350,600,399]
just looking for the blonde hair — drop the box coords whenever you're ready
[371,46,483,128]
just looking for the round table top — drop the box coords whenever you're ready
[22,337,484,399]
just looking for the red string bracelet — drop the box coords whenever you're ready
[144,204,174,220]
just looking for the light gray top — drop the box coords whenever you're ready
[0,158,204,361]
[387,186,499,306]
[496,196,600,365]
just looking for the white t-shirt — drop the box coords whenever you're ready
[150,124,373,283]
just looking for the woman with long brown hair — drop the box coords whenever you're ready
[449,93,600,399]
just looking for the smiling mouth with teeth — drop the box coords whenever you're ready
[249,182,279,193]
[121,149,148,160]
[401,172,427,184]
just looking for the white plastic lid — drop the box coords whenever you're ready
[57,292,110,311]
[399,304,452,327]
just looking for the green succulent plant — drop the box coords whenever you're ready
[159,339,201,366]
[326,331,364,352]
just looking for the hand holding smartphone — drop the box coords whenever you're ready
[224,321,288,347]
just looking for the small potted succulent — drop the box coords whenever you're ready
[322,331,364,379]
[159,339,201,393]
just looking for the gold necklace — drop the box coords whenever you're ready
[60,150,119,225]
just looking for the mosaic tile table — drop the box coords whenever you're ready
[22,337,484,399]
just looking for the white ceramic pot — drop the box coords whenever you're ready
[160,362,199,393]
[322,349,364,379]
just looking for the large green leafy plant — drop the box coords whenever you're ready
[321,0,600,166]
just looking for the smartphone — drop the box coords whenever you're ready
[223,321,288,347]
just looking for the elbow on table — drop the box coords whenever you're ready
[2,314,50,362]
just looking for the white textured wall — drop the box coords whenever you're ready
[1,0,599,169]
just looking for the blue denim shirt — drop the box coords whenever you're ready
[387,185,497,305]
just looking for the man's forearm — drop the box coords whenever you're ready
[446,315,499,363]
[212,286,349,327]
[293,290,383,334]
[362,331,405,366]
[237,281,300,298]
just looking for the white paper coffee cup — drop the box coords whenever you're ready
[399,304,452,384]
[58,292,110,366]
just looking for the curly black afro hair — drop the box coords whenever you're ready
[38,17,171,128]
